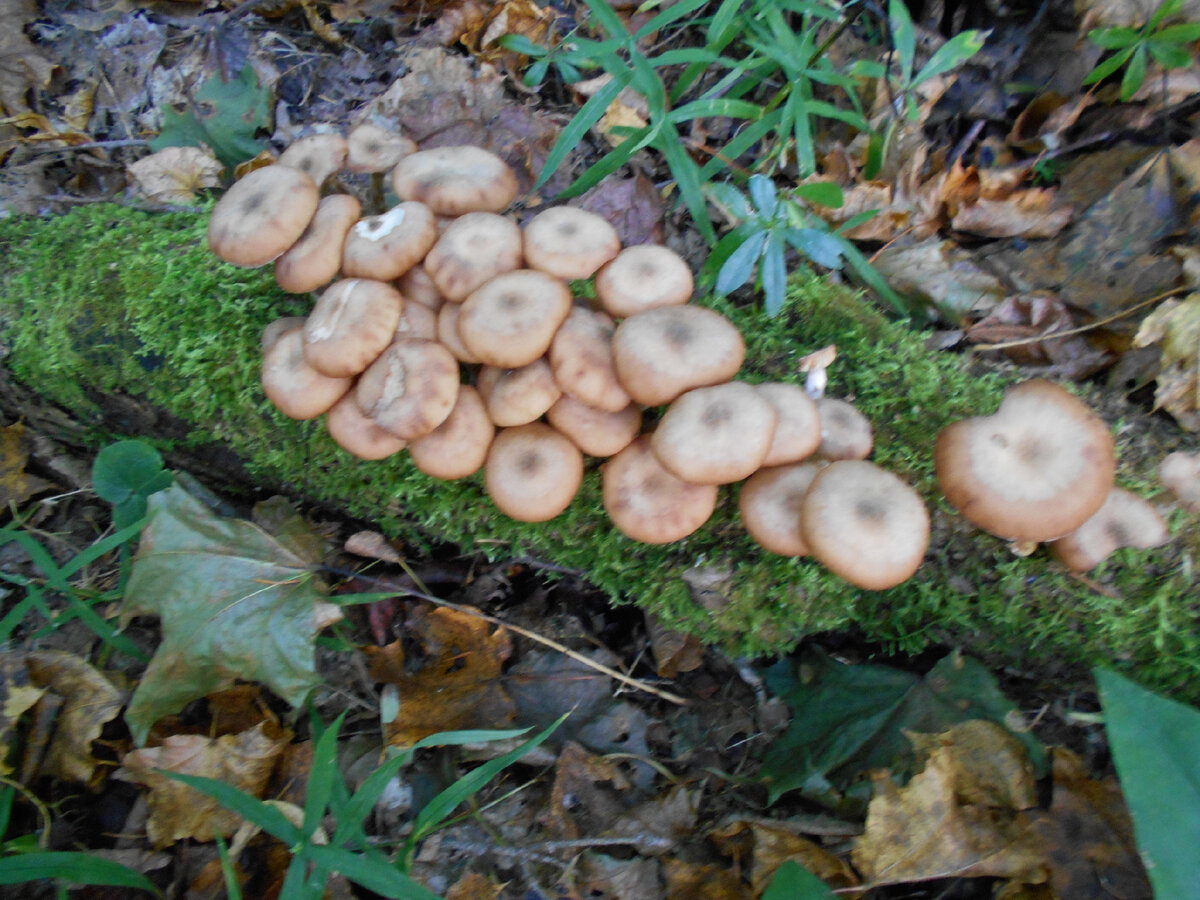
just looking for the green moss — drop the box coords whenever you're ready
[1,205,1196,698]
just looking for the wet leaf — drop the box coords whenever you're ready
[121,483,342,745]
[578,175,666,246]
[761,860,838,900]
[1133,293,1200,430]
[0,422,53,508]
[126,146,223,205]
[151,63,271,171]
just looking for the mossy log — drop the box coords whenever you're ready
[1,205,1195,698]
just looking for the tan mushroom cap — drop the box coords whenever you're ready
[550,306,630,413]
[398,264,446,311]
[342,201,438,281]
[547,394,642,458]
[477,360,562,427]
[409,385,495,480]
[324,392,408,460]
[1048,487,1169,572]
[802,460,930,590]
[436,301,482,364]
[758,382,821,467]
[302,279,404,378]
[816,397,873,461]
[277,132,348,189]
[355,338,460,440]
[612,305,746,407]
[935,379,1116,543]
[261,324,352,420]
[738,462,823,556]
[457,269,572,368]
[346,123,417,174]
[392,299,438,343]
[602,436,718,544]
[208,165,319,267]
[391,145,519,215]
[424,212,524,301]
[594,244,694,317]
[523,206,621,280]
[262,316,308,352]
[1159,451,1200,513]
[275,194,363,293]
[485,423,583,522]
[651,382,777,485]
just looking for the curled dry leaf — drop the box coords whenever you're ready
[0,652,45,777]
[1134,293,1200,431]
[126,147,222,204]
[709,819,859,895]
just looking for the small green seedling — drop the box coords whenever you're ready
[1084,0,1200,102]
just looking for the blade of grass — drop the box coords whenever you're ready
[0,852,160,893]
[308,845,441,899]
[533,75,628,192]
[157,772,303,846]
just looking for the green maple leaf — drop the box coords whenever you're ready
[122,484,341,744]
[151,64,272,172]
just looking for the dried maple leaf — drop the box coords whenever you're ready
[126,147,222,205]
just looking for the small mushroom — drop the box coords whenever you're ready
[757,382,821,466]
[1159,450,1200,513]
[346,123,417,174]
[342,201,438,281]
[302,279,404,378]
[391,145,519,215]
[392,299,438,343]
[208,165,319,267]
[476,359,562,427]
[546,394,642,458]
[275,194,362,293]
[398,265,446,311]
[612,305,745,407]
[738,462,823,556]
[1048,487,1169,572]
[436,301,482,364]
[549,305,630,412]
[523,206,621,280]
[816,397,873,461]
[424,212,524,301]
[261,323,352,420]
[935,379,1115,543]
[277,132,348,189]
[485,423,583,522]
[409,385,494,480]
[602,436,718,544]
[456,269,572,368]
[594,244,693,317]
[324,392,408,460]
[355,338,460,439]
[802,460,930,590]
[651,383,777,484]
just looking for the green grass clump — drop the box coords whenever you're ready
[1,205,1195,698]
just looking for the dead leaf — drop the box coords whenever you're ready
[26,651,124,789]
[605,785,699,855]
[645,614,704,678]
[951,189,1073,239]
[126,147,222,204]
[662,859,749,900]
[459,0,554,79]
[1133,293,1200,430]
[0,0,56,117]
[0,651,45,777]
[541,741,631,840]
[576,853,663,899]
[445,871,504,899]
[0,421,53,507]
[578,175,666,246]
[873,239,1009,317]
[119,721,292,847]
[709,819,860,896]
[1076,0,1200,29]
[366,604,514,748]
[968,294,1116,379]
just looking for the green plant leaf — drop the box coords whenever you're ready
[307,846,441,899]
[535,76,632,194]
[160,771,304,845]
[888,0,916,85]
[1088,26,1140,49]
[1152,22,1200,43]
[785,227,843,269]
[1096,667,1200,900]
[794,181,843,208]
[150,64,271,172]
[1120,43,1149,100]
[716,233,767,294]
[304,711,347,837]
[761,860,836,900]
[1149,0,1184,28]
[761,234,787,317]
[92,440,173,530]
[1083,44,1136,85]
[1147,35,1196,67]
[121,483,338,744]
[913,29,987,87]
[0,851,161,893]
[705,182,752,221]
[749,174,778,218]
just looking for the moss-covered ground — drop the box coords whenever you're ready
[1,204,1196,699]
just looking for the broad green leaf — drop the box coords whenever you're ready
[761,860,836,900]
[1096,667,1200,900]
[1088,26,1140,49]
[761,232,787,317]
[785,227,844,269]
[888,0,916,84]
[122,484,338,744]
[1147,35,1196,67]
[0,851,160,893]
[1153,22,1200,43]
[151,64,271,172]
[1083,44,1136,85]
[794,181,843,208]
[1120,43,1149,100]
[92,440,172,530]
[716,233,767,294]
[749,174,778,218]
[913,29,987,86]
[704,182,753,221]
[1149,0,1185,28]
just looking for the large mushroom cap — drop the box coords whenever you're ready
[935,379,1116,542]
[802,460,930,590]
[523,206,621,280]
[738,462,823,556]
[391,145,518,215]
[547,394,642,458]
[594,244,693,317]
[612,305,745,407]
[424,212,523,301]
[208,165,319,267]
[485,423,583,522]
[342,202,438,281]
[346,123,416,174]
[602,436,718,544]
[456,269,572,368]
[355,338,460,440]
[1048,487,1169,572]
[651,382,777,485]
[409,385,495,480]
[275,194,362,293]
[302,278,404,377]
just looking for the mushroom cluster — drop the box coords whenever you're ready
[208,130,935,591]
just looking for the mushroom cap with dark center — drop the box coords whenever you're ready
[612,305,745,407]
[324,392,408,460]
[650,382,776,485]
[261,324,352,420]
[758,382,821,466]
[275,194,362,293]
[456,269,572,368]
[208,165,319,267]
[391,145,519,215]
[409,385,495,480]
[801,460,930,590]
[523,206,621,280]
[1048,487,1169,572]
[738,462,823,556]
[602,436,718,544]
[816,397,873,460]
[547,394,642,458]
[346,123,416,174]
[549,306,630,412]
[594,244,694,317]
[935,379,1116,542]
[476,359,562,427]
[485,423,583,522]
[302,279,404,377]
[355,338,460,440]
[424,212,524,301]
[277,132,348,188]
[342,201,438,281]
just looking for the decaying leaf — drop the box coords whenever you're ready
[873,239,1008,317]
[457,0,554,78]
[709,819,859,896]
[445,871,504,900]
[951,189,1073,239]
[126,146,222,204]
[645,614,705,678]
[1076,0,1200,29]
[367,604,514,748]
[119,721,292,847]
[1134,293,1200,430]
[578,174,666,246]
[576,853,663,899]
[0,651,45,777]
[662,859,748,899]
[0,421,53,508]
[121,483,342,744]
[967,294,1115,379]
[0,0,56,117]
[542,740,632,840]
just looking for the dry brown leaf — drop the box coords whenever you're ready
[1133,293,1200,430]
[0,421,53,508]
[367,604,514,748]
[119,721,292,847]
[541,741,632,840]
[951,190,1073,239]
[1076,0,1200,28]
[445,871,505,900]
[459,0,554,78]
[645,614,704,678]
[605,785,699,855]
[0,0,56,117]
[576,854,663,899]
[852,720,1048,887]
[709,819,860,896]
[662,859,749,900]
[0,651,45,777]
[578,174,666,246]
[967,294,1116,379]
[126,147,222,204]
[873,239,1009,317]
[25,651,124,789]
